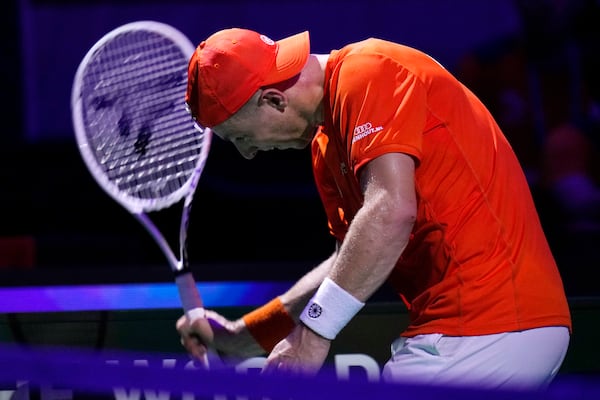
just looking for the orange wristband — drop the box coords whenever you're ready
[242,297,296,353]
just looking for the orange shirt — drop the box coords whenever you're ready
[313,39,572,337]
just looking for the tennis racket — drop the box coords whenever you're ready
[70,21,213,363]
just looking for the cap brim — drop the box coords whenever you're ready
[265,31,310,85]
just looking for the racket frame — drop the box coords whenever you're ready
[71,21,202,215]
[70,21,212,328]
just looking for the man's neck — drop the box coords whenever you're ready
[314,53,330,71]
[306,54,329,126]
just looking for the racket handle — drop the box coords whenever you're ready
[175,271,211,368]
[175,271,205,324]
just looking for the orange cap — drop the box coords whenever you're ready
[186,29,310,128]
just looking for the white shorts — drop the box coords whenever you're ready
[381,326,570,391]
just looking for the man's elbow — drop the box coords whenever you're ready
[377,200,416,237]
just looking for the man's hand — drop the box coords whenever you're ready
[263,324,331,376]
[176,312,214,362]
[176,309,264,361]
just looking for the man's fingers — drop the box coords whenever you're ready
[263,356,314,377]
[180,334,209,363]
[189,315,215,343]
[190,343,208,361]
[175,314,189,332]
[262,358,281,375]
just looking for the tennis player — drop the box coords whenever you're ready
[178,28,572,390]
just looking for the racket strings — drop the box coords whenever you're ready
[84,44,188,153]
[108,127,204,198]
[89,33,185,92]
[109,131,205,198]
[104,115,201,169]
[106,123,205,187]
[103,110,199,160]
[79,29,206,200]
[115,142,206,195]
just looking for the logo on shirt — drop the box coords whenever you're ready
[352,122,383,143]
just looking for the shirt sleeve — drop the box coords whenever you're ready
[331,52,427,175]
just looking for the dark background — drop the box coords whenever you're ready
[1,0,599,295]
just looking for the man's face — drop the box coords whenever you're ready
[213,108,315,160]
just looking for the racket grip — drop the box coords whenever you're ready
[175,272,212,369]
[175,272,205,324]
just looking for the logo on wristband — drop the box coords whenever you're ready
[307,302,323,318]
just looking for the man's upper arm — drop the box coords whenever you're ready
[359,152,416,209]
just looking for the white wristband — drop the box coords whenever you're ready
[299,277,365,340]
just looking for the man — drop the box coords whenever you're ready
[178,28,572,390]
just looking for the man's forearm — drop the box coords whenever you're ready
[279,250,338,319]
[329,193,414,302]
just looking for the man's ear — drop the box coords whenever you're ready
[260,88,288,112]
